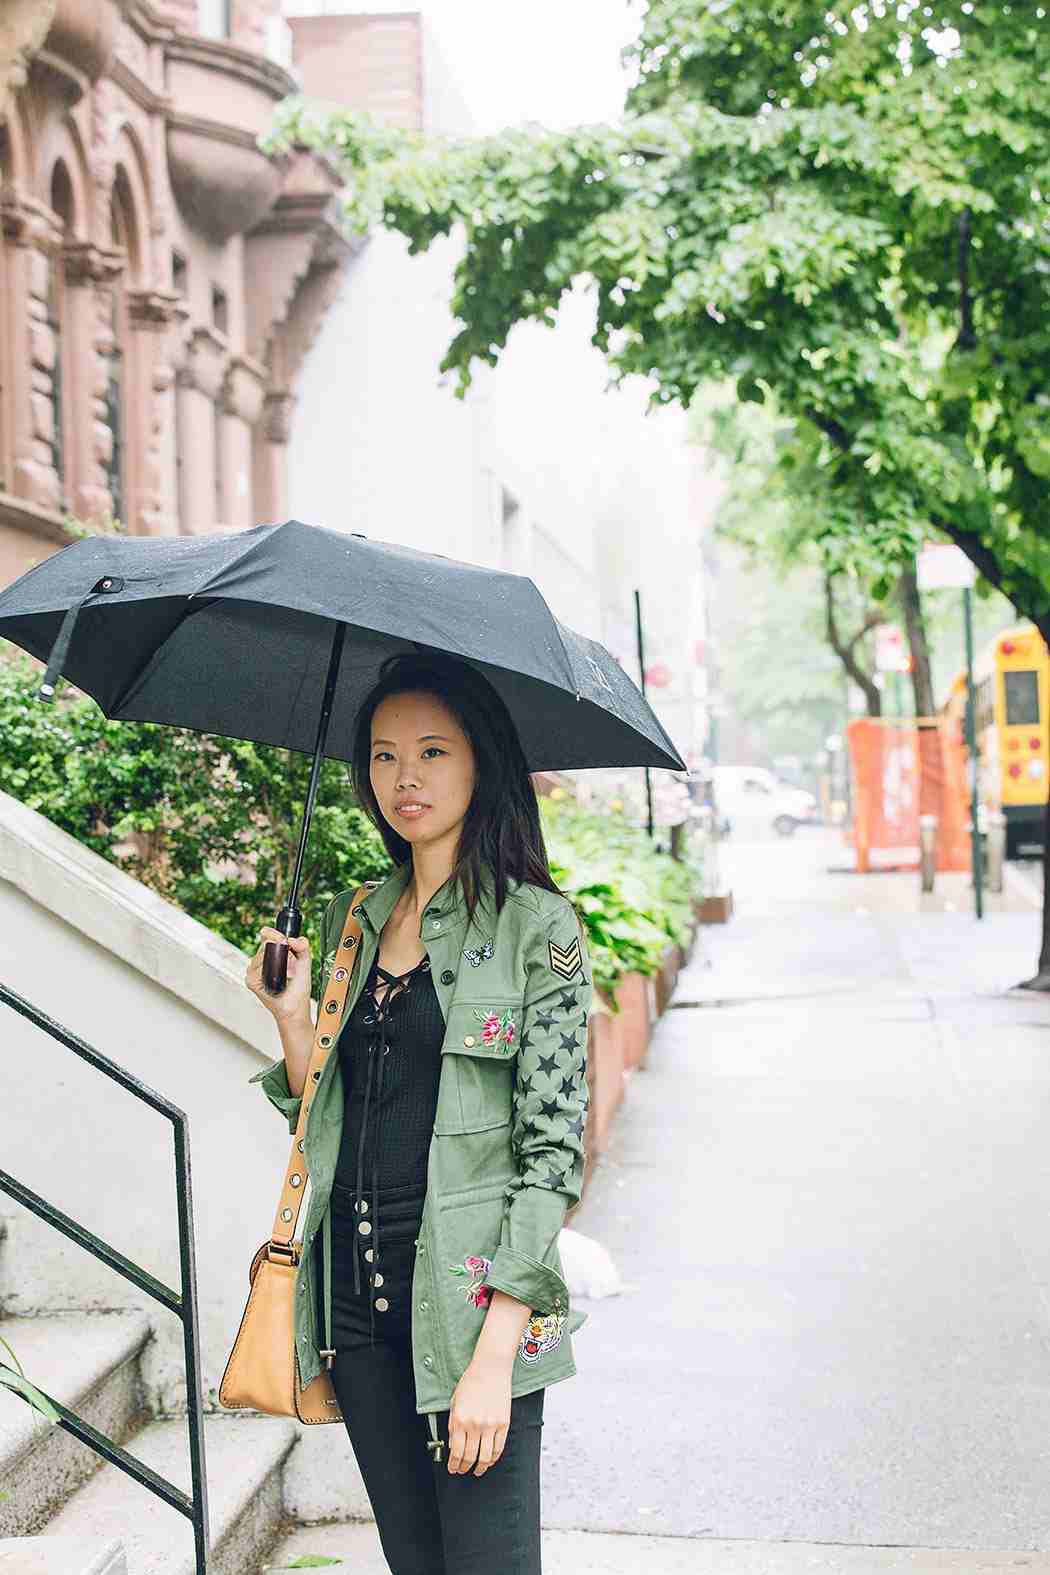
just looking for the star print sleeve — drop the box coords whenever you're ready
[482,899,592,1318]
[247,897,336,1134]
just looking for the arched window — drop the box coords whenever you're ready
[48,163,74,501]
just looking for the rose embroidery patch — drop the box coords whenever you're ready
[472,1006,516,1052]
[448,1254,568,1363]
[448,1253,494,1309]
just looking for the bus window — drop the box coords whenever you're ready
[1004,669,1040,727]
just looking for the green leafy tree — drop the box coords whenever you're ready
[262,0,1050,979]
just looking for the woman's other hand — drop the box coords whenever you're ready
[245,926,313,1022]
[445,1360,512,1476]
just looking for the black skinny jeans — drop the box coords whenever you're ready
[327,1177,545,1575]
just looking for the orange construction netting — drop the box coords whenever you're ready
[844,715,972,873]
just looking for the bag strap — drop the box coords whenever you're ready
[268,883,373,1260]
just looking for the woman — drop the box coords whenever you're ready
[245,651,591,1574]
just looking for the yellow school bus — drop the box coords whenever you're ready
[944,622,1050,855]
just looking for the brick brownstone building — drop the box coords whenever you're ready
[0,0,351,584]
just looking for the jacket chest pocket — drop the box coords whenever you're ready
[434,1001,520,1135]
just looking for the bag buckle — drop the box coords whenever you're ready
[267,1241,300,1266]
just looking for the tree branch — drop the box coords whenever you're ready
[824,571,882,715]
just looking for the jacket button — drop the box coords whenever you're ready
[463,1035,476,1047]
[358,1221,372,1236]
[423,1354,433,1368]
[375,1297,390,1312]
[441,970,455,985]
[419,1300,428,1312]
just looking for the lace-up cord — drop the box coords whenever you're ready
[350,954,430,1346]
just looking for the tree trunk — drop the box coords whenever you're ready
[1016,616,1050,989]
[898,560,940,821]
[898,562,935,716]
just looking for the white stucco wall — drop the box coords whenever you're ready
[285,4,714,774]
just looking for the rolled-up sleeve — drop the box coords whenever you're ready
[483,898,592,1316]
[247,898,333,1134]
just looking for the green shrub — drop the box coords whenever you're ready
[0,645,392,998]
[1,644,699,1004]
[539,794,701,1000]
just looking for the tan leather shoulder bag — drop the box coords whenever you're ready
[219,886,369,1424]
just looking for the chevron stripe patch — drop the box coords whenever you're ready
[548,936,583,980]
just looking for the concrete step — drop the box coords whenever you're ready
[0,1208,116,1320]
[44,1413,298,1575]
[0,1311,151,1536]
[0,1536,127,1575]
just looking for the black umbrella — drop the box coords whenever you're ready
[0,519,687,991]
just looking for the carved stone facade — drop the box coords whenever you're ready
[0,0,350,584]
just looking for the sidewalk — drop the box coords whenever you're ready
[265,832,1050,1572]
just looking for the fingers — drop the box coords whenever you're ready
[472,1425,503,1477]
[446,1419,506,1475]
[446,1417,471,1474]
[257,926,309,950]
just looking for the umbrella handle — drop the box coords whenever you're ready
[262,906,301,995]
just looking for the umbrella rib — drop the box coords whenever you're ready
[525,580,577,695]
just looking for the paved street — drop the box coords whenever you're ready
[268,830,1050,1572]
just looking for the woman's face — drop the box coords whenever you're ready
[369,689,476,852]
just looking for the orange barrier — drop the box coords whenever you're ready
[845,716,971,873]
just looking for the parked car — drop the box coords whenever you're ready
[711,766,821,838]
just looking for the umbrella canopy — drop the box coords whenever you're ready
[0,519,686,773]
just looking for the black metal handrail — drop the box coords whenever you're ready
[0,981,211,1573]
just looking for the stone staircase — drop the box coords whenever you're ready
[0,1212,302,1574]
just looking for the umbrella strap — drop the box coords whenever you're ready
[38,575,125,702]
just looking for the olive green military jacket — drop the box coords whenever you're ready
[248,859,591,1441]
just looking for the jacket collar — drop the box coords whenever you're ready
[357,860,487,936]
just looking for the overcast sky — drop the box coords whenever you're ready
[284,1,644,132]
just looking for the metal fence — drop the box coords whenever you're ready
[0,981,211,1573]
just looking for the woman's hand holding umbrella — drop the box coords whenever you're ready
[245,927,317,1099]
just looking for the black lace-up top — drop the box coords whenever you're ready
[333,949,445,1323]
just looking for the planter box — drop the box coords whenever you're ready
[695,891,733,925]
[653,941,679,1016]
[613,970,651,1070]
[585,998,626,1159]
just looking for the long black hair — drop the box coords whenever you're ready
[348,651,565,925]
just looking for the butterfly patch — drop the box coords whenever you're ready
[548,935,584,981]
[463,937,495,967]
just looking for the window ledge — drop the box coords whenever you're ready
[0,491,72,546]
